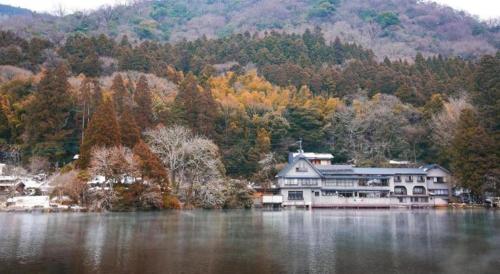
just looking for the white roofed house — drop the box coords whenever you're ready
[274,152,452,209]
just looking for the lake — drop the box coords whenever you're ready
[0,209,499,274]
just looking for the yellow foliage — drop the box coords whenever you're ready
[210,71,291,113]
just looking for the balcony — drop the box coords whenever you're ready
[359,179,389,187]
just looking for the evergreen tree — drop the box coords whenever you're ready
[111,74,131,115]
[79,99,121,168]
[196,88,219,137]
[133,75,154,130]
[120,107,141,148]
[450,109,498,195]
[24,65,73,163]
[473,54,500,132]
[174,73,200,127]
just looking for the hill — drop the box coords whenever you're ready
[0,0,498,59]
[0,4,32,16]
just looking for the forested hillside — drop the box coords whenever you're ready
[0,0,499,209]
[0,27,498,204]
[0,0,498,59]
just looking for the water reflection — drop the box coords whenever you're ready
[0,210,499,274]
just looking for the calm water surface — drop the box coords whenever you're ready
[0,209,499,274]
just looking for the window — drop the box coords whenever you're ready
[411,197,428,203]
[405,176,413,182]
[413,186,426,195]
[417,176,425,182]
[315,192,320,197]
[394,186,407,195]
[324,179,355,187]
[435,177,445,183]
[288,191,303,200]
[322,190,353,197]
[295,162,308,172]
[301,179,318,186]
[394,176,402,183]
[284,179,299,186]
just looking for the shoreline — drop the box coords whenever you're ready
[0,203,491,213]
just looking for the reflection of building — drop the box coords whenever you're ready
[275,152,452,208]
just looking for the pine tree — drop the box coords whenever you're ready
[120,107,141,148]
[78,99,121,168]
[133,75,154,130]
[25,65,73,163]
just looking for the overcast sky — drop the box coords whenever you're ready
[1,0,499,19]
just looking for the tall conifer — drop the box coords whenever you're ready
[79,99,121,168]
[25,64,73,162]
[134,75,154,130]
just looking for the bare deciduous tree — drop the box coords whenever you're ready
[145,125,190,190]
[431,94,473,149]
[145,125,225,206]
[28,156,50,174]
[90,146,137,190]
[50,170,88,205]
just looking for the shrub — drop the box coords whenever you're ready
[163,193,181,209]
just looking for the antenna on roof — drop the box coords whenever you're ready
[298,138,303,154]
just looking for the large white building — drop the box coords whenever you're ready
[275,153,451,208]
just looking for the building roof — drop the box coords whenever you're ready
[292,152,334,160]
[277,155,322,177]
[278,161,427,178]
[352,168,427,175]
[421,164,451,174]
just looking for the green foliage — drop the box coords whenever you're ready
[450,109,498,195]
[285,105,326,152]
[223,180,255,209]
[24,65,74,163]
[308,0,340,18]
[375,12,400,29]
[358,9,377,21]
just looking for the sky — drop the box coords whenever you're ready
[0,0,499,19]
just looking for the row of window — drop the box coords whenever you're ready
[394,175,426,183]
[324,179,356,187]
[394,186,426,195]
[397,197,429,203]
[287,189,427,201]
[284,179,319,186]
[429,189,449,195]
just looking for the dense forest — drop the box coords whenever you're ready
[0,0,498,59]
[0,26,498,209]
